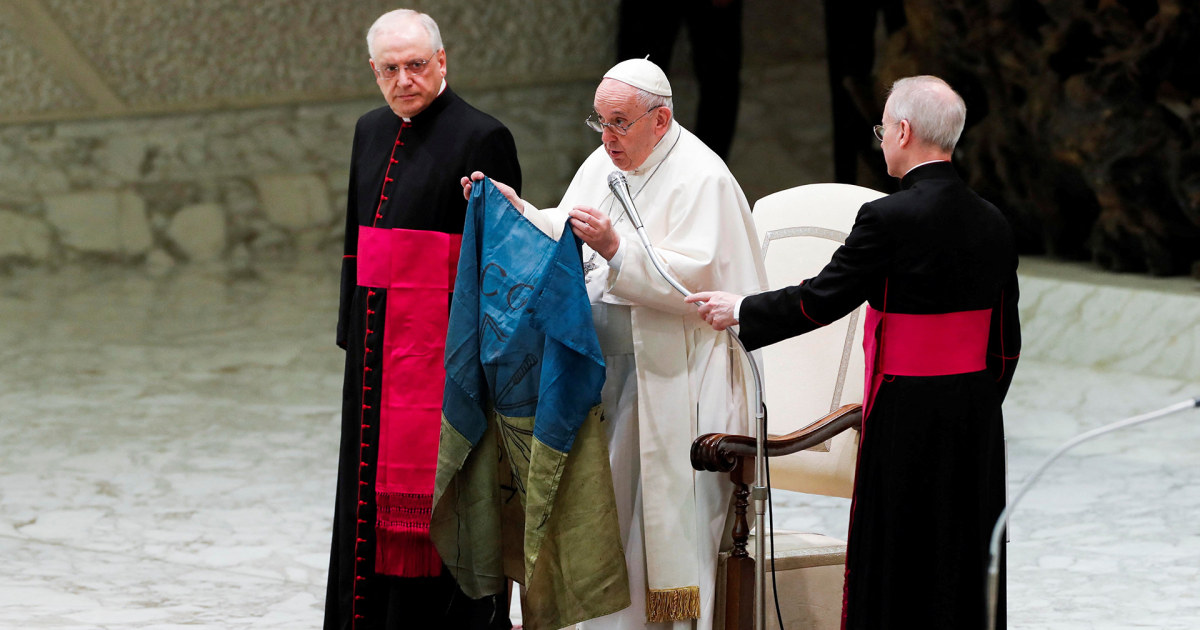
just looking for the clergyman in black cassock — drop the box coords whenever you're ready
[325,10,521,630]
[740,159,1019,629]
[689,76,1021,629]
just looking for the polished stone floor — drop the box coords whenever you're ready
[1,256,1197,629]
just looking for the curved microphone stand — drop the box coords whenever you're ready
[985,395,1200,630]
[607,171,770,629]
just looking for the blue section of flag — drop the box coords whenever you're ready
[443,179,604,453]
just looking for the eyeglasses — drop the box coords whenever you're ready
[585,106,662,136]
[373,55,435,80]
[873,122,900,141]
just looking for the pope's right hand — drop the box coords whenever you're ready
[460,171,524,212]
[459,172,486,199]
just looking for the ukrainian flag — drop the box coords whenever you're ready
[431,180,629,629]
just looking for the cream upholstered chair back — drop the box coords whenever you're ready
[751,183,885,498]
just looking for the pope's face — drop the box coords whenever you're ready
[593,79,669,171]
[370,21,446,119]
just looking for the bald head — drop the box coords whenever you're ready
[884,76,966,152]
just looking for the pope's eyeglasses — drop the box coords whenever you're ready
[586,106,663,136]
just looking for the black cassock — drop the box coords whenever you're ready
[739,161,1021,630]
[326,87,521,630]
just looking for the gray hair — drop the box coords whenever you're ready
[366,10,443,59]
[886,76,966,152]
[632,88,673,114]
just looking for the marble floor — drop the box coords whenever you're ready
[1,256,1197,629]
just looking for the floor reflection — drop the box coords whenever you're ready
[1,258,1196,629]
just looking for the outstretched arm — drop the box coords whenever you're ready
[460,171,571,240]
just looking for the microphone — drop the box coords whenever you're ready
[607,171,644,230]
[985,395,1200,630]
[606,170,690,297]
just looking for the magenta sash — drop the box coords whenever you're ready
[357,226,461,577]
[861,306,991,419]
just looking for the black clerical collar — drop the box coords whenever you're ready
[899,160,958,190]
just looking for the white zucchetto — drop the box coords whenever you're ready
[603,57,673,97]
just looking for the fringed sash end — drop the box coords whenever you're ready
[374,524,443,577]
[375,491,441,577]
[646,585,701,623]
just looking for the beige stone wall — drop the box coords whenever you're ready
[0,0,829,270]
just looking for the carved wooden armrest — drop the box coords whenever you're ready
[691,403,863,473]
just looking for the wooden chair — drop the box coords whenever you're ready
[692,183,885,630]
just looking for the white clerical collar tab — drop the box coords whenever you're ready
[604,57,672,97]
[903,159,950,177]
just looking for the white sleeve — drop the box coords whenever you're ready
[519,201,569,241]
[606,237,626,270]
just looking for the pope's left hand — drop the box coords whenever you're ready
[568,206,620,260]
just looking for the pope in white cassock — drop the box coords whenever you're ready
[462,58,767,629]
